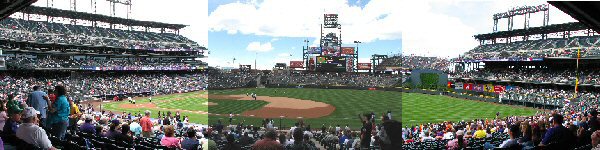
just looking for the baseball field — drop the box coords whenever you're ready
[208,88,400,129]
[101,88,400,129]
[102,91,209,124]
[402,92,540,127]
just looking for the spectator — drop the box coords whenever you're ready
[252,129,283,150]
[68,97,82,131]
[129,118,142,137]
[499,124,520,148]
[447,130,467,150]
[141,110,153,138]
[48,85,70,140]
[26,86,50,128]
[474,125,487,139]
[285,128,317,149]
[539,114,575,149]
[0,100,8,132]
[223,134,241,150]
[181,128,200,150]
[160,125,181,148]
[114,124,133,144]
[79,115,96,134]
[238,132,253,146]
[15,107,56,150]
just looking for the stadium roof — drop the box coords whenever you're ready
[474,22,588,41]
[549,1,600,34]
[0,0,37,21]
[19,5,188,30]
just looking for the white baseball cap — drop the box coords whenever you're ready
[22,107,40,118]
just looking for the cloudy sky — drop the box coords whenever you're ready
[30,0,208,47]
[208,0,402,70]
[399,0,577,58]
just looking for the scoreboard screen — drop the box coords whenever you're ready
[315,56,347,72]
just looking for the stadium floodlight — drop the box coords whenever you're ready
[353,41,361,44]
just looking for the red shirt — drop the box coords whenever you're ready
[48,94,57,103]
[140,116,153,132]
[252,138,283,150]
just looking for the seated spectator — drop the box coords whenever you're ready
[539,114,576,149]
[447,130,467,150]
[285,128,317,150]
[421,131,434,142]
[15,107,56,150]
[181,128,200,150]
[252,129,283,150]
[104,123,121,139]
[222,134,241,150]
[238,132,253,146]
[114,124,133,143]
[129,118,142,137]
[160,125,181,148]
[499,124,520,148]
[79,115,96,134]
[474,125,487,139]
[591,130,600,149]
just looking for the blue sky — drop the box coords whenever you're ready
[207,0,401,69]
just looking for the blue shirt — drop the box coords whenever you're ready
[49,95,70,124]
[28,90,48,118]
[80,122,96,134]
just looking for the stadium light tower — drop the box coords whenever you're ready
[354,41,361,56]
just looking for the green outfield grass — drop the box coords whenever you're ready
[209,88,400,129]
[402,92,540,127]
[102,91,208,124]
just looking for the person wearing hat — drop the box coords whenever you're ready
[3,94,23,135]
[79,114,96,134]
[16,107,56,150]
[447,130,467,150]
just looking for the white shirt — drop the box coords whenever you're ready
[443,132,454,140]
[16,123,53,149]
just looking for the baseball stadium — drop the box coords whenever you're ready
[401,2,600,150]
[0,0,208,150]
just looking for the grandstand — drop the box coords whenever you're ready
[403,2,600,150]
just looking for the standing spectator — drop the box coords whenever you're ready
[252,129,283,150]
[16,107,56,150]
[48,85,70,140]
[47,89,56,104]
[590,110,600,132]
[27,86,50,128]
[0,100,8,132]
[68,97,81,131]
[160,125,181,148]
[140,110,153,138]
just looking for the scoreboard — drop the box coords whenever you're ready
[315,56,347,72]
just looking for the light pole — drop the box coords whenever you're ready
[304,40,309,70]
[354,41,361,72]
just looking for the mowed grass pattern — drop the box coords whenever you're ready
[402,93,539,127]
[103,91,208,124]
[208,99,269,114]
[209,88,400,128]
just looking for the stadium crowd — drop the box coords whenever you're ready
[266,72,401,88]
[452,69,600,85]
[0,72,206,103]
[0,18,203,52]
[401,55,451,72]
[403,100,600,150]
[6,57,199,70]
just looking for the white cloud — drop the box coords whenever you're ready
[399,0,577,58]
[246,42,274,52]
[278,53,292,57]
[208,0,401,44]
